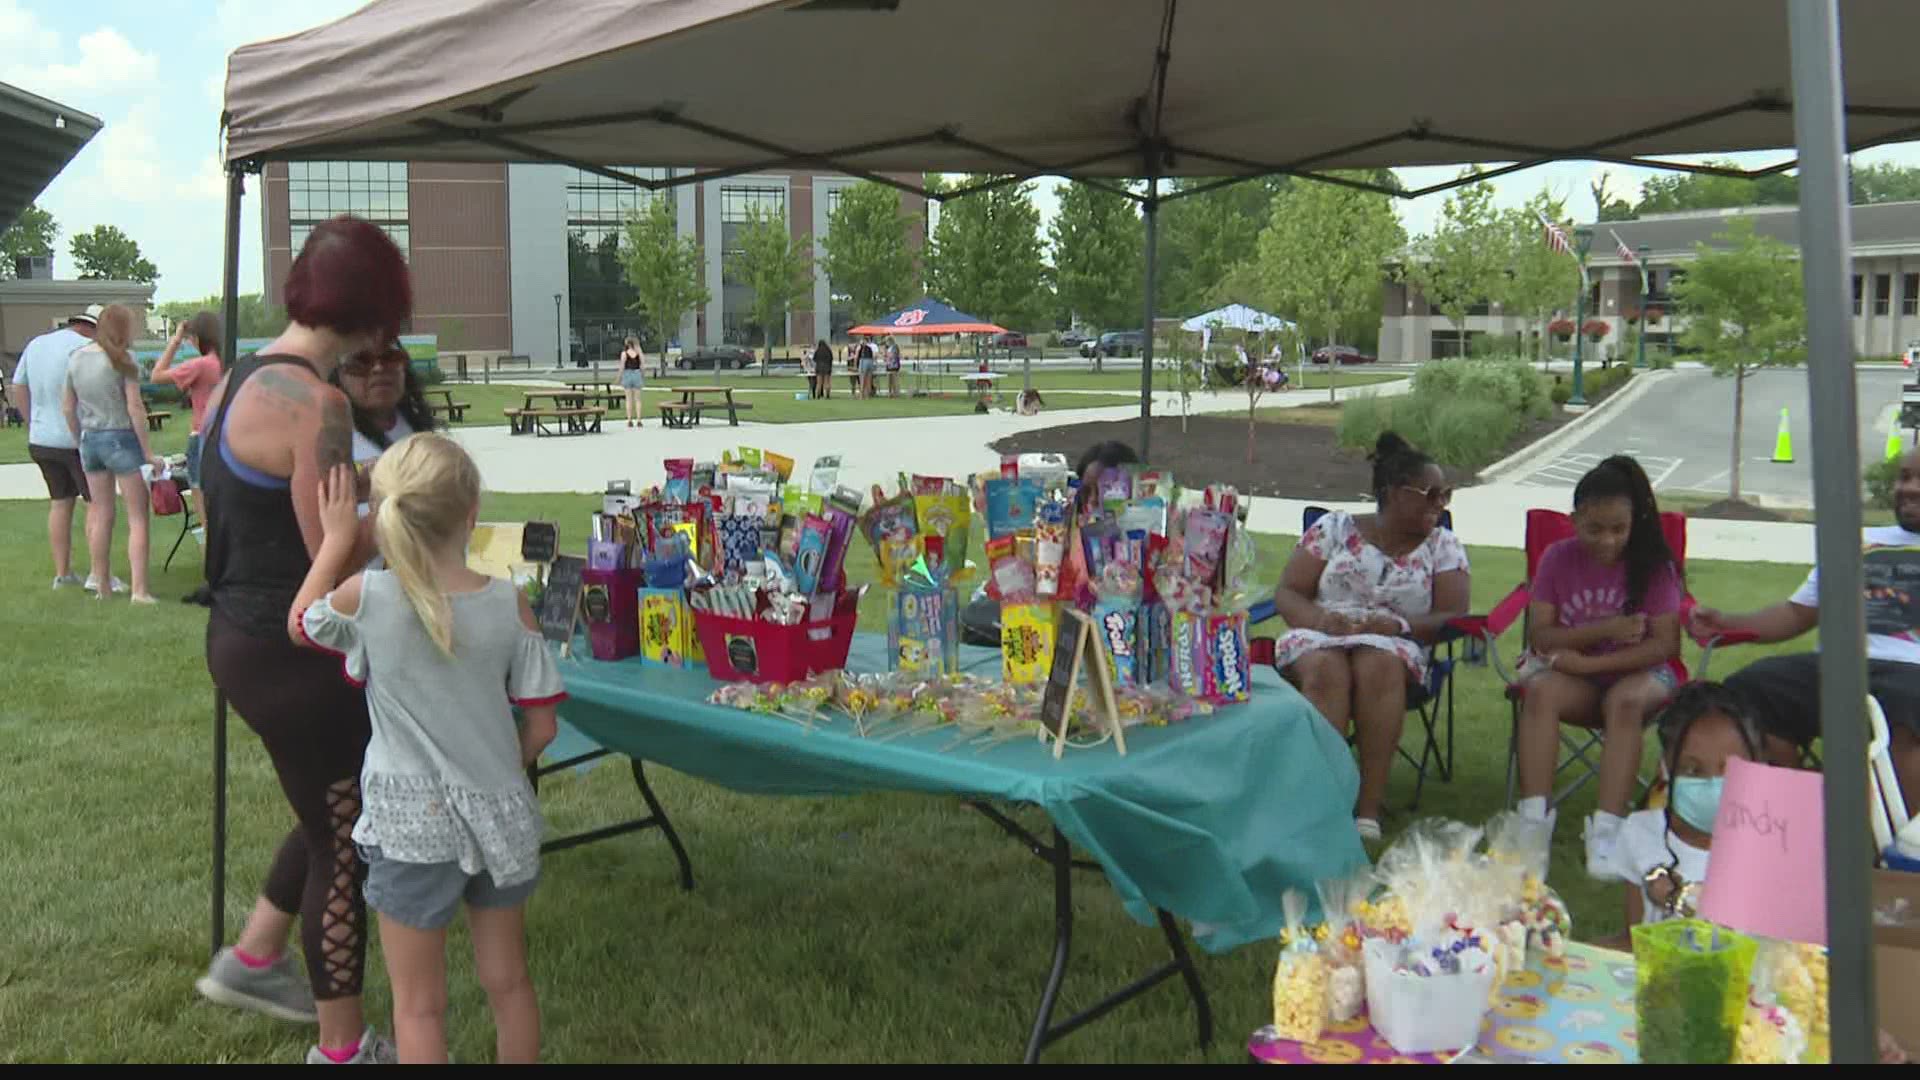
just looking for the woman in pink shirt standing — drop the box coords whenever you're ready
[151,310,225,528]
[1513,454,1683,876]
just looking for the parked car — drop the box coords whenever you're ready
[988,331,1029,348]
[1081,330,1146,358]
[1056,328,1091,347]
[675,344,757,370]
[1311,345,1377,365]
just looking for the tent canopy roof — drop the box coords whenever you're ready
[1180,303,1294,334]
[224,0,1920,197]
[0,80,100,235]
[848,297,1004,336]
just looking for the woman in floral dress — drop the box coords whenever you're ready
[1271,432,1471,841]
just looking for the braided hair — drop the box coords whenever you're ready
[1573,454,1675,613]
[1649,682,1764,910]
[1369,431,1432,506]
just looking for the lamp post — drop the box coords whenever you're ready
[553,293,562,370]
[1570,226,1594,406]
[1635,244,1651,370]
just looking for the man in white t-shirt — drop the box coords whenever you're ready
[1692,446,1920,812]
[10,307,100,587]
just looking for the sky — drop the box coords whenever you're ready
[7,0,1920,303]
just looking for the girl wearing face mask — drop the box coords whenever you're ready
[1513,455,1683,875]
[1598,682,1762,926]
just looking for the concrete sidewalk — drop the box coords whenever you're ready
[0,373,1816,562]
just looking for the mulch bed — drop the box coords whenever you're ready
[1686,498,1791,523]
[990,410,1576,501]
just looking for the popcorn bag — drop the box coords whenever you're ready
[1315,870,1374,1022]
[1270,890,1330,1044]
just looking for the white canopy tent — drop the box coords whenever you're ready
[1178,304,1294,335]
[216,0,1919,1059]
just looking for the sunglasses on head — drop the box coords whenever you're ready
[1399,483,1453,508]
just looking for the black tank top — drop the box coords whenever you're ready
[203,355,319,638]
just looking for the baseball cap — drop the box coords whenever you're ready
[67,304,104,326]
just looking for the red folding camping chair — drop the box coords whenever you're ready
[1248,505,1463,812]
[1452,508,1753,809]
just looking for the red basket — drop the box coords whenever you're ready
[692,591,859,684]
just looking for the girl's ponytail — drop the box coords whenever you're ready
[368,433,482,658]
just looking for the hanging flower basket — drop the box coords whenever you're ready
[1644,306,1665,324]
[1548,317,1576,341]
[1581,318,1611,342]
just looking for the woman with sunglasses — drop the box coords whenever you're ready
[332,342,437,513]
[1270,431,1471,842]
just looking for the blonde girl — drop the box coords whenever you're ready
[289,433,563,1063]
[61,303,165,602]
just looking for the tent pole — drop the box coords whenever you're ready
[1138,176,1161,459]
[212,163,244,959]
[1787,0,1875,1062]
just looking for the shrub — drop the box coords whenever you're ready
[1337,393,1393,451]
[1868,457,1899,509]
[1549,377,1571,406]
[1423,397,1517,473]
[1413,356,1552,421]
[417,362,446,386]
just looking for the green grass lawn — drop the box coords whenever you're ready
[0,492,1812,1062]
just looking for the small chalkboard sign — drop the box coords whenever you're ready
[538,554,586,653]
[521,521,558,564]
[1040,607,1125,759]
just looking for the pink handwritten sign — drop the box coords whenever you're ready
[1697,758,1827,945]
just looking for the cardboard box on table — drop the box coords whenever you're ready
[1876,868,1920,1052]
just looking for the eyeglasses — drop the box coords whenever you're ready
[1400,483,1453,508]
[341,349,407,376]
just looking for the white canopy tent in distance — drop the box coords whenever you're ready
[219,0,1920,1060]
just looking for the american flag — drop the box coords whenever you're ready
[1538,212,1573,255]
[1612,230,1638,266]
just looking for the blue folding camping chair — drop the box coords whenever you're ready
[1247,506,1463,811]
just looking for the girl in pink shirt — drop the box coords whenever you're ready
[1513,455,1683,875]
[151,310,225,524]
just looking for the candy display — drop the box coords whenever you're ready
[1271,890,1331,1044]
[704,667,1212,747]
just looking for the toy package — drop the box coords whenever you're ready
[890,581,960,678]
[639,586,693,667]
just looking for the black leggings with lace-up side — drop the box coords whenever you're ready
[207,606,372,1001]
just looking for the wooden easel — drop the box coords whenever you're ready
[1041,607,1126,758]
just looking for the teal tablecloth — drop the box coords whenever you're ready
[554,633,1366,953]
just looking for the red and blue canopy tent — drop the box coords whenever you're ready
[847,297,1005,337]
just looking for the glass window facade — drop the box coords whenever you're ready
[720,184,788,347]
[287,161,410,257]
[566,167,673,360]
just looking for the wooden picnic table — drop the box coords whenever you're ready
[425,388,470,422]
[659,385,752,428]
[145,410,171,432]
[563,381,625,408]
[522,389,590,410]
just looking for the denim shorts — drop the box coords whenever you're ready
[184,432,204,488]
[619,369,645,391]
[360,845,539,931]
[78,428,144,475]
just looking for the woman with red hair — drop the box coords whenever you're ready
[194,216,410,1064]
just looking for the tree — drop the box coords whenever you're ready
[1049,182,1142,364]
[619,196,709,352]
[1496,191,1582,365]
[1403,171,1504,358]
[1671,216,1806,503]
[728,206,811,371]
[1253,172,1405,405]
[1154,177,1290,318]
[1634,164,1798,216]
[70,224,159,284]
[925,174,1048,330]
[155,293,287,338]
[0,203,58,278]
[819,181,916,324]
[1851,162,1920,205]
